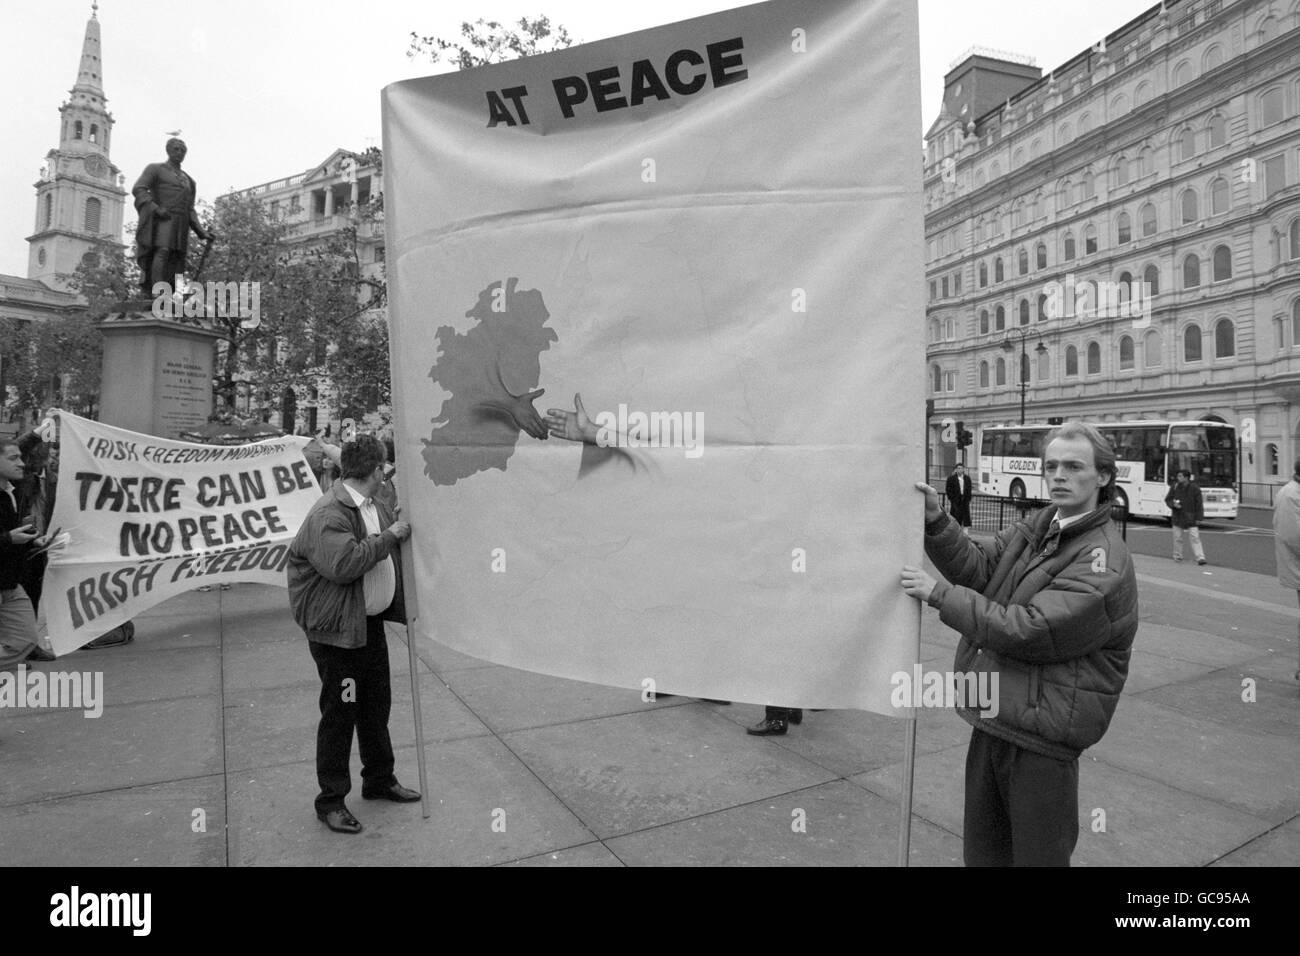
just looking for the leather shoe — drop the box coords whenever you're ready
[788,708,803,725]
[317,807,363,834]
[747,716,789,736]
[25,646,56,662]
[362,782,421,802]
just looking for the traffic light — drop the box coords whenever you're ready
[956,421,973,448]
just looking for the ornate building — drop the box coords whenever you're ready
[924,0,1300,494]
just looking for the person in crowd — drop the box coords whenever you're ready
[1164,469,1207,565]
[1,437,58,666]
[287,434,418,835]
[900,421,1138,866]
[945,462,973,528]
[1271,457,1300,686]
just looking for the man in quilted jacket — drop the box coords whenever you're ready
[901,421,1138,866]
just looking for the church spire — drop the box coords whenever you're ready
[72,2,106,108]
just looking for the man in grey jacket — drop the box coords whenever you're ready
[288,435,416,834]
[901,421,1138,866]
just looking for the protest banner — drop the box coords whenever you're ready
[382,0,924,714]
[42,412,318,656]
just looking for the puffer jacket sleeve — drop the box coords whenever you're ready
[924,511,1017,592]
[308,507,399,586]
[932,533,1133,664]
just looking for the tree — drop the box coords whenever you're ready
[408,15,574,68]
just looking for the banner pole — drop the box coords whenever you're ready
[396,539,432,820]
[897,714,918,866]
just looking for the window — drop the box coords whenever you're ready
[1084,224,1097,255]
[942,276,949,298]
[1018,248,1028,275]
[1144,329,1162,367]
[1037,348,1049,380]
[1080,172,1095,201]
[1118,271,1133,309]
[1037,293,1048,322]
[929,281,936,301]
[1277,316,1287,350]
[42,193,52,229]
[1036,243,1047,269]
[1139,147,1154,177]
[1293,300,1300,345]
[269,200,280,219]
[1059,123,1073,145]
[1114,157,1129,188]
[995,357,1006,385]
[1215,318,1235,357]
[1208,115,1227,148]
[995,258,1004,282]
[1019,299,1030,325]
[1135,82,1152,107]
[1020,353,1030,384]
[1203,45,1224,72]
[1261,87,1285,126]
[980,309,989,334]
[74,120,83,139]
[1064,233,1076,261]
[1117,212,1131,244]
[979,361,989,387]
[1212,245,1232,281]
[995,305,1006,331]
[1119,335,1135,370]
[1210,177,1229,215]
[979,261,988,287]
[1058,180,1072,208]
[1140,203,1157,237]
[89,124,98,144]
[945,318,955,340]
[1066,345,1079,376]
[1181,188,1199,223]
[1264,155,1287,198]
[1184,324,1202,362]
[1079,113,1092,135]
[1184,254,1201,288]
[1267,443,1279,476]
[932,365,942,393]
[1087,341,1101,374]
[289,194,302,213]
[1178,127,1196,162]
[1172,61,1193,89]
[1144,264,1160,296]
[375,245,385,262]
[945,371,957,392]
[954,272,962,294]
[83,197,101,233]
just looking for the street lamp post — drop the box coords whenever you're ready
[1001,329,1048,426]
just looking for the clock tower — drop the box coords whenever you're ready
[26,2,126,293]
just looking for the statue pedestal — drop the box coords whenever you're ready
[98,309,226,439]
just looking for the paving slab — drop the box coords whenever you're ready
[503,705,837,839]
[2,646,220,716]
[1130,622,1265,668]
[1136,667,1300,739]
[440,662,684,734]
[223,671,490,772]
[414,636,500,674]
[226,737,593,866]
[0,777,227,867]
[0,696,222,807]
[850,745,966,836]
[1210,818,1300,866]
[222,630,424,694]
[1090,698,1300,823]
[1124,648,1218,695]
[504,842,626,867]
[604,779,963,866]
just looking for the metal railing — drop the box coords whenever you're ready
[1239,481,1283,508]
[937,490,1128,540]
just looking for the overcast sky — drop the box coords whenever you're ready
[0,0,1158,278]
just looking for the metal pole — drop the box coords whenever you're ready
[897,715,918,866]
[1019,338,1027,425]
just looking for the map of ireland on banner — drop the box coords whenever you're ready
[382,0,925,714]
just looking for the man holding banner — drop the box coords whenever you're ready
[287,435,417,835]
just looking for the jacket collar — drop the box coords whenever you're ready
[330,479,361,510]
[1034,501,1113,539]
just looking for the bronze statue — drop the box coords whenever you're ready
[132,138,215,296]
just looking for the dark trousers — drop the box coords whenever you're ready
[308,617,397,814]
[963,727,1079,867]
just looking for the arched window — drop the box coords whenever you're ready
[1261,87,1284,126]
[979,361,989,388]
[1066,345,1079,376]
[1058,180,1072,208]
[1267,443,1280,476]
[1178,127,1196,162]
[1208,114,1227,148]
[1293,300,1300,345]
[1204,45,1224,72]
[1181,188,1199,223]
[995,305,1006,331]
[74,120,83,139]
[1117,212,1132,244]
[979,309,989,335]
[994,258,1004,282]
[995,357,1006,385]
[1037,292,1048,322]
[1063,233,1076,261]
[1084,223,1098,255]
[1014,202,1027,228]
[89,124,99,144]
[1140,203,1157,237]
[1172,61,1193,89]
[1059,123,1073,145]
[1079,113,1092,135]
[1020,352,1031,384]
[1215,318,1235,357]
[1111,93,1129,116]
[1119,335,1135,370]
[1087,341,1101,374]
[1135,82,1152,107]
[1018,248,1029,275]
[932,365,942,393]
[1184,254,1201,288]
[1118,271,1133,309]
[1291,219,1300,259]
[1019,299,1030,325]
[945,317,955,340]
[979,261,988,286]
[1184,325,1202,362]
[1037,348,1049,380]
[1139,146,1154,177]
[1210,177,1229,215]
[1144,264,1160,296]
[1212,245,1232,281]
[84,197,101,233]
[1114,156,1129,187]
[1036,242,1047,269]
[990,161,1001,179]
[1080,172,1095,201]
[1144,329,1162,367]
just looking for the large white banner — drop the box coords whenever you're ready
[43,413,316,656]
[382,0,925,713]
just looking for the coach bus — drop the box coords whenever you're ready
[977,420,1238,519]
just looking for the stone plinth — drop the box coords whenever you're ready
[98,310,225,439]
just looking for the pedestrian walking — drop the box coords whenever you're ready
[1271,458,1300,685]
[1165,469,1206,565]
[945,463,973,528]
